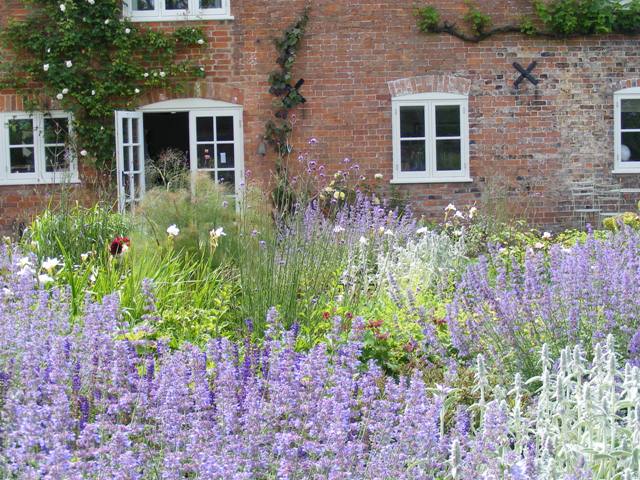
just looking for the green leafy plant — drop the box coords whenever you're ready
[463,2,492,35]
[0,0,206,170]
[21,201,129,262]
[415,6,441,33]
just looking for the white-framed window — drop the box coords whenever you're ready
[391,93,471,184]
[123,0,232,21]
[614,87,640,174]
[0,111,78,186]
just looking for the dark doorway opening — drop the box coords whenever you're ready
[143,112,190,189]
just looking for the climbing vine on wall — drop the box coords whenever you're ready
[416,0,640,43]
[264,8,310,159]
[0,0,207,171]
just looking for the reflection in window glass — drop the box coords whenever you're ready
[400,106,425,138]
[401,140,426,172]
[131,0,155,10]
[165,0,188,9]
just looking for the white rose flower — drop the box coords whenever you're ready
[59,4,66,12]
[134,88,140,94]
[62,88,69,94]
[65,60,72,68]
[125,28,131,34]
[159,71,166,78]
[43,64,50,72]
[91,90,96,96]
[87,0,95,4]
[80,149,88,157]
[197,39,205,45]
[143,72,149,78]
[56,93,64,100]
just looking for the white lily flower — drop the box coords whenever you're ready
[38,274,54,286]
[417,227,430,235]
[41,257,61,273]
[166,224,180,237]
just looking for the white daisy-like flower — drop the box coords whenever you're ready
[43,64,50,72]
[41,257,61,273]
[166,224,180,237]
[65,60,72,68]
[38,274,54,286]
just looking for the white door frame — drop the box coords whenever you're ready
[115,110,145,213]
[116,98,244,209]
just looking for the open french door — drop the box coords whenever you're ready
[115,111,146,212]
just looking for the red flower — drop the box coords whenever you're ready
[322,311,330,320]
[110,236,130,256]
[345,312,354,320]
[367,319,383,330]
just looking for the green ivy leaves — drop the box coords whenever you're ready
[0,0,206,170]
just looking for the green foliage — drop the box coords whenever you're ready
[0,0,206,170]
[603,211,640,231]
[21,202,129,262]
[415,6,441,33]
[417,0,640,41]
[463,2,492,35]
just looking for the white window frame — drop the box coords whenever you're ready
[123,0,233,22]
[391,93,471,184]
[0,111,78,186]
[614,87,640,174]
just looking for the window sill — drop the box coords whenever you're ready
[390,177,473,185]
[125,14,234,22]
[612,169,640,175]
[0,177,81,187]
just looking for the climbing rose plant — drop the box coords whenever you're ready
[0,0,207,170]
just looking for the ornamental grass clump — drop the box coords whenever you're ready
[1,246,639,478]
[447,228,640,377]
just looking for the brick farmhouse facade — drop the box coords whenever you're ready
[2,0,640,233]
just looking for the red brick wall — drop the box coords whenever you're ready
[2,0,640,232]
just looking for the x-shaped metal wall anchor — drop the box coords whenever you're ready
[513,61,539,89]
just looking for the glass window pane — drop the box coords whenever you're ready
[10,147,35,173]
[165,0,188,9]
[621,132,640,162]
[123,146,131,172]
[46,146,70,172]
[44,118,69,144]
[132,145,141,171]
[132,118,139,144]
[435,105,461,137]
[400,140,426,172]
[122,118,129,144]
[197,117,214,141]
[622,99,640,130]
[8,119,34,145]
[217,144,234,168]
[200,0,221,7]
[216,116,234,141]
[400,106,425,138]
[197,144,215,169]
[132,0,155,10]
[436,139,462,171]
[217,171,235,192]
